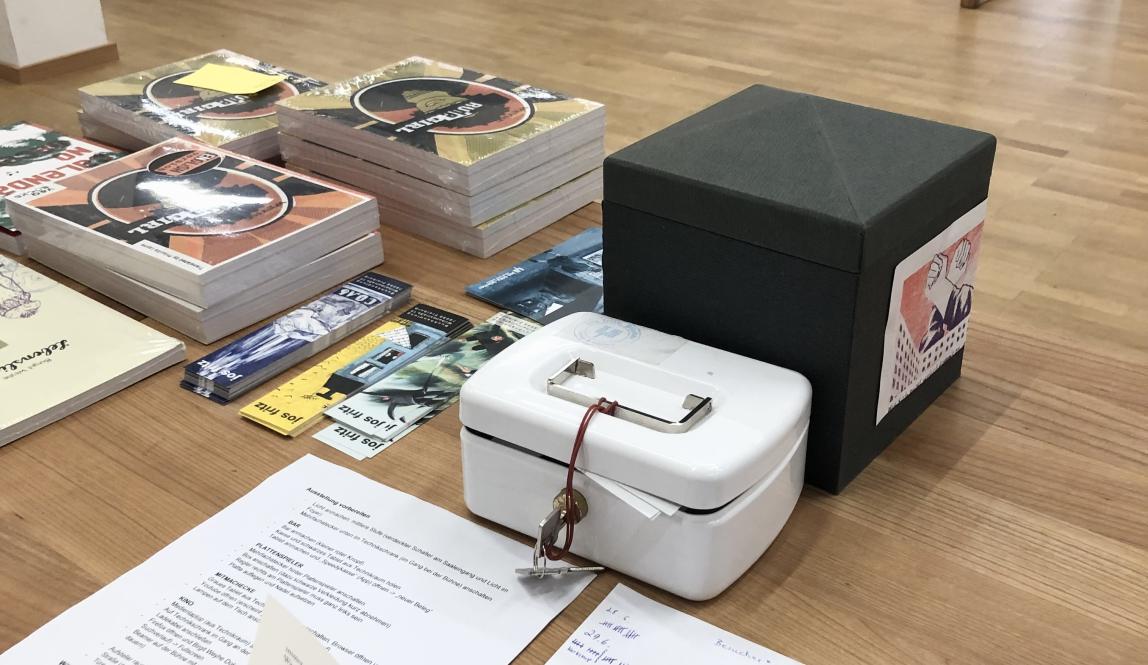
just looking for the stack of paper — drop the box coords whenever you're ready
[0,123,123,256]
[317,311,540,459]
[9,138,386,343]
[0,257,185,448]
[79,50,324,159]
[77,110,150,152]
[241,303,471,436]
[182,272,413,403]
[276,56,605,257]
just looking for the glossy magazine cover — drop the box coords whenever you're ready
[182,273,412,393]
[278,56,602,166]
[0,123,123,235]
[326,312,539,442]
[17,139,371,273]
[466,227,603,323]
[240,304,471,435]
[80,50,324,146]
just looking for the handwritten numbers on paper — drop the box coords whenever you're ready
[551,586,801,665]
[563,607,642,665]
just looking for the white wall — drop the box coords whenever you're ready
[0,0,109,68]
[0,6,17,66]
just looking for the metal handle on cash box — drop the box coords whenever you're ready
[545,358,712,434]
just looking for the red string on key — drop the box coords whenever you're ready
[544,397,617,561]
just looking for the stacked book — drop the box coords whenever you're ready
[8,138,385,343]
[79,50,324,160]
[0,257,185,448]
[1,123,123,255]
[182,272,412,403]
[277,56,605,257]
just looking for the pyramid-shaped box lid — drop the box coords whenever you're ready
[604,85,996,272]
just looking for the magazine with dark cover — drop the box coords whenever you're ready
[323,312,539,445]
[79,50,324,148]
[182,272,411,402]
[465,227,603,323]
[277,56,602,167]
[0,123,123,250]
[318,304,472,397]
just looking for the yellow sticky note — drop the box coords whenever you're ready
[173,64,286,95]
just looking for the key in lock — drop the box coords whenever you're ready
[516,489,604,578]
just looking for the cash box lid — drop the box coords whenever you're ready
[459,313,811,510]
[603,84,996,273]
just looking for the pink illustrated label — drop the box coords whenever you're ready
[876,201,986,424]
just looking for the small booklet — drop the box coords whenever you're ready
[321,311,539,452]
[465,227,603,324]
[240,304,471,436]
[0,257,185,448]
[547,584,802,664]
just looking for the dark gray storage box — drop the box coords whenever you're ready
[602,84,996,493]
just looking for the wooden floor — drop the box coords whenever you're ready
[2,0,1147,662]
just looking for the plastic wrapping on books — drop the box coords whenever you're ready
[5,138,378,309]
[78,49,325,148]
[275,55,605,185]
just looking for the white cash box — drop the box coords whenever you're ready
[459,312,811,600]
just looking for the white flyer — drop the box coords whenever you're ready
[249,597,339,665]
[0,455,593,665]
[547,584,801,665]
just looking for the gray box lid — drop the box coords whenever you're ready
[604,85,996,273]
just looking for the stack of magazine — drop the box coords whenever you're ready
[181,272,413,403]
[0,123,123,256]
[78,50,324,160]
[0,257,185,448]
[276,56,605,257]
[8,139,384,343]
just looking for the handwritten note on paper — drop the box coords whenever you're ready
[250,596,339,665]
[173,63,286,94]
[546,584,802,665]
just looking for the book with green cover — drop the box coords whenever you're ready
[0,123,123,253]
